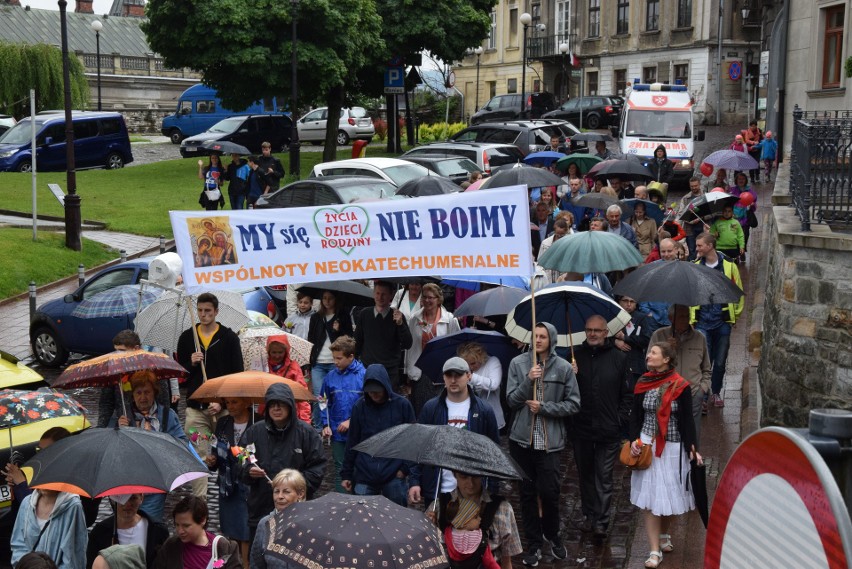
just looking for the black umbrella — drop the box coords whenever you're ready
[588,159,654,180]
[691,458,709,528]
[571,193,633,215]
[414,328,521,383]
[353,423,526,480]
[23,426,207,498]
[295,280,375,307]
[570,132,614,143]
[678,191,740,221]
[453,286,529,318]
[480,164,565,189]
[612,259,743,306]
[263,493,448,569]
[396,176,460,197]
[200,140,251,155]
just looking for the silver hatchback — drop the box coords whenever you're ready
[297,106,375,146]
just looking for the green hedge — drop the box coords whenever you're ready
[418,122,468,143]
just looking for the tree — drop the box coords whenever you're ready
[0,42,89,118]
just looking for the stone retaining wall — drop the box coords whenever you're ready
[759,163,852,427]
[122,108,172,134]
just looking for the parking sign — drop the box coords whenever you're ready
[384,66,405,94]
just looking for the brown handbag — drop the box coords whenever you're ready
[619,439,652,470]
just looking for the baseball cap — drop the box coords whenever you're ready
[443,357,470,375]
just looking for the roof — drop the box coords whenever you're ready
[0,5,154,57]
[317,158,418,168]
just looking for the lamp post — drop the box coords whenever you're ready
[745,47,755,124]
[474,46,483,112]
[559,42,569,103]
[289,0,300,179]
[59,0,80,251]
[90,19,102,111]
[519,12,532,118]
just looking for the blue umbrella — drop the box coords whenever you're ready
[523,151,566,167]
[620,198,666,224]
[505,282,631,350]
[70,285,162,319]
[414,328,521,383]
[453,286,529,318]
[442,275,531,292]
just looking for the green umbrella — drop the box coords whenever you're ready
[555,153,603,174]
[537,231,644,274]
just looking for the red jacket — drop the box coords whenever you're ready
[266,335,312,424]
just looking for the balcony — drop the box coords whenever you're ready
[525,34,578,61]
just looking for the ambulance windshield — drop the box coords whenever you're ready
[625,110,691,139]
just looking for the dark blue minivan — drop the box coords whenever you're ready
[0,111,133,172]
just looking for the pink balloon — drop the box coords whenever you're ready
[737,192,755,207]
[700,162,713,177]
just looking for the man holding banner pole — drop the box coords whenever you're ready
[354,280,413,392]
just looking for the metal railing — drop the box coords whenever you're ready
[526,34,577,60]
[790,105,852,231]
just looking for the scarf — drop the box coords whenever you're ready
[419,308,442,350]
[634,368,689,456]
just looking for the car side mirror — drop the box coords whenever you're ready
[694,130,706,142]
[43,137,53,146]
[63,294,75,303]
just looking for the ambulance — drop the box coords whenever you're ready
[614,82,705,186]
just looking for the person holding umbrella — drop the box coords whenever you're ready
[197,153,225,211]
[266,336,311,424]
[628,342,702,568]
[456,342,505,431]
[87,494,169,569]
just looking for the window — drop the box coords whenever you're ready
[556,0,569,39]
[643,66,657,84]
[81,269,136,300]
[197,100,216,113]
[510,8,518,41]
[179,100,191,113]
[823,5,845,89]
[533,79,541,92]
[100,119,121,135]
[587,71,598,96]
[508,78,518,93]
[589,0,600,38]
[674,63,689,86]
[489,10,497,49]
[73,121,98,139]
[617,0,630,35]
[646,0,659,31]
[677,0,692,27]
[39,123,66,145]
[615,69,627,95]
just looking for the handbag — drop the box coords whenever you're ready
[746,209,758,228]
[619,439,652,470]
[204,189,222,202]
[205,535,229,569]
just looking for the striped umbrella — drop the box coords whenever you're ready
[70,285,162,319]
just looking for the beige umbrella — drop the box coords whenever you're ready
[239,326,313,370]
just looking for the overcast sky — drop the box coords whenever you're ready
[25,0,116,14]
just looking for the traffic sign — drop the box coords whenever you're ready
[384,66,405,94]
[728,61,742,81]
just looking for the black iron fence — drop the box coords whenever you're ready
[790,105,852,231]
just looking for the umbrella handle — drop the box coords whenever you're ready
[185,296,208,382]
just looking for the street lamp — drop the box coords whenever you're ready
[559,42,569,103]
[474,46,483,112]
[289,0,300,179]
[59,0,80,251]
[519,12,532,118]
[745,47,755,123]
[90,19,102,111]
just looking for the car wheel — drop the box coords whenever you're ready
[32,327,68,368]
[17,160,32,173]
[169,129,184,144]
[336,130,350,146]
[586,114,601,130]
[105,152,124,169]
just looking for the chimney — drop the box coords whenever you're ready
[75,0,94,13]
[122,0,145,17]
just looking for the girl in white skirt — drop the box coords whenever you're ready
[628,342,703,568]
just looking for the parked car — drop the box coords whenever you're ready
[470,92,557,125]
[179,114,292,158]
[402,141,525,176]
[399,155,481,185]
[29,258,279,367]
[311,157,431,187]
[256,176,399,209]
[541,95,624,129]
[0,115,16,136]
[297,107,375,146]
[450,119,584,155]
[0,111,133,172]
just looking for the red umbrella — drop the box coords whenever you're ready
[52,350,187,389]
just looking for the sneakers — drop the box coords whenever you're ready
[522,546,542,567]
[713,393,725,407]
[549,539,567,560]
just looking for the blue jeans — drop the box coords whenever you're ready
[229,193,246,210]
[696,323,731,395]
[354,477,408,507]
[310,363,335,429]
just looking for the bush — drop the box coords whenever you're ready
[417,122,468,143]
[373,118,388,141]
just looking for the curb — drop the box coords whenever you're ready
[0,209,108,230]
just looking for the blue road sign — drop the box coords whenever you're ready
[728,61,742,81]
[384,66,405,94]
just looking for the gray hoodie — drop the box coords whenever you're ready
[506,321,581,452]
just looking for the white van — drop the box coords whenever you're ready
[615,83,705,186]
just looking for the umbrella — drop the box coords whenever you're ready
[70,285,162,319]
[678,191,740,221]
[52,350,188,390]
[691,457,709,528]
[189,371,315,403]
[263,493,448,569]
[441,275,531,292]
[701,149,759,171]
[569,192,625,214]
[479,165,565,190]
[239,326,313,369]
[523,151,566,167]
[453,286,529,318]
[396,176,460,197]
[135,290,250,352]
[245,309,279,329]
[612,259,744,305]
[200,140,251,155]
[555,153,603,174]
[620,198,666,224]
[463,177,486,192]
[570,132,614,143]
[414,328,521,383]
[538,231,644,274]
[294,281,374,308]
[23,426,207,498]
[588,159,654,180]
[0,389,87,429]
[354,423,525,480]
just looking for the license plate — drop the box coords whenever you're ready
[186,146,196,152]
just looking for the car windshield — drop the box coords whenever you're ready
[625,110,692,139]
[383,164,431,186]
[207,117,244,134]
[433,159,479,177]
[337,182,397,202]
[0,120,45,145]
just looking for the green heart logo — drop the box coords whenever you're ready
[313,206,370,255]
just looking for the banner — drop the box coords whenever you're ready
[170,186,533,294]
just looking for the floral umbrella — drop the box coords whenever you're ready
[52,350,188,389]
[0,389,88,453]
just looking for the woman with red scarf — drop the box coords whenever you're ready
[628,342,703,568]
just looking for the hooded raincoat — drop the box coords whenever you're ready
[266,335,311,424]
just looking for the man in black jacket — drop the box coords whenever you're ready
[256,142,285,193]
[176,292,244,498]
[570,315,632,539]
[353,281,412,390]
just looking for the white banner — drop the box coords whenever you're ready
[170,186,533,294]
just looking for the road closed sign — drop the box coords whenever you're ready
[705,427,852,568]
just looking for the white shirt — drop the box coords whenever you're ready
[440,398,471,493]
[117,516,148,549]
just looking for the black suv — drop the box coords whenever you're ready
[450,119,584,155]
[179,114,292,157]
[541,95,624,130]
[470,92,557,125]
